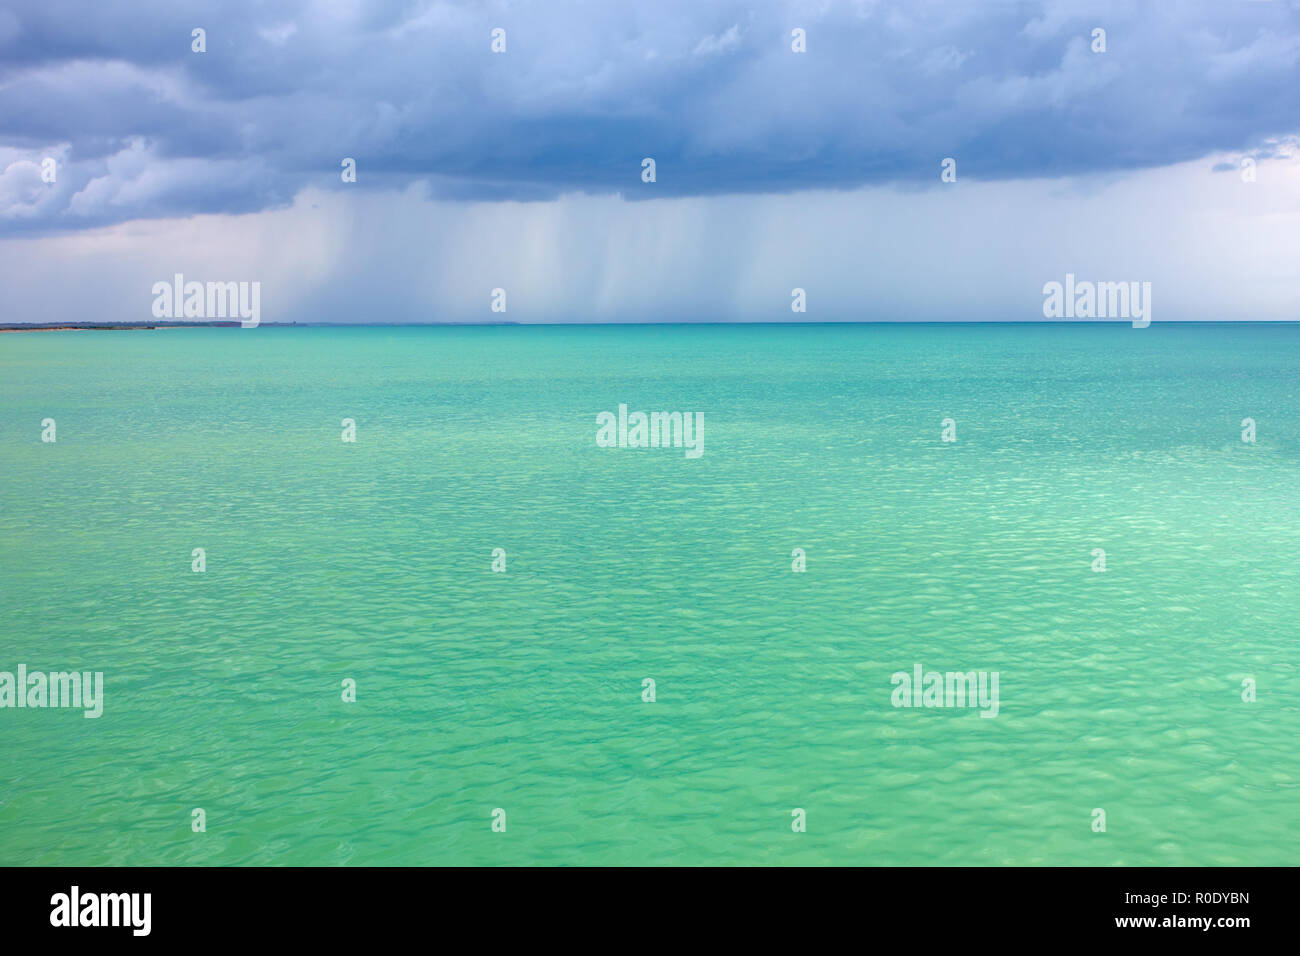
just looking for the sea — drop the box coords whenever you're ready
[1,323,1297,865]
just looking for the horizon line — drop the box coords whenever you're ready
[284,319,1293,327]
[5,319,1300,331]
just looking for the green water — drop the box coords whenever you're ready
[1,324,1297,866]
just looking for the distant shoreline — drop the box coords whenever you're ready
[0,322,238,332]
[0,321,521,331]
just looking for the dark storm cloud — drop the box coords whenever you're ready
[1,0,1297,234]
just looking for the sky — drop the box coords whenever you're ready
[1,0,1298,323]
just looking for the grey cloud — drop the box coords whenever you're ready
[0,0,1297,234]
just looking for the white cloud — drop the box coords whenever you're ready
[258,22,299,46]
[694,24,742,56]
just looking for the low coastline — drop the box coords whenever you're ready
[1,322,240,332]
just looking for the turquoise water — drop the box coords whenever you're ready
[1,323,1297,866]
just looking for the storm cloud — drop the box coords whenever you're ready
[1,0,1298,234]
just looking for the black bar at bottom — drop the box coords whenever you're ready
[0,866,1280,943]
